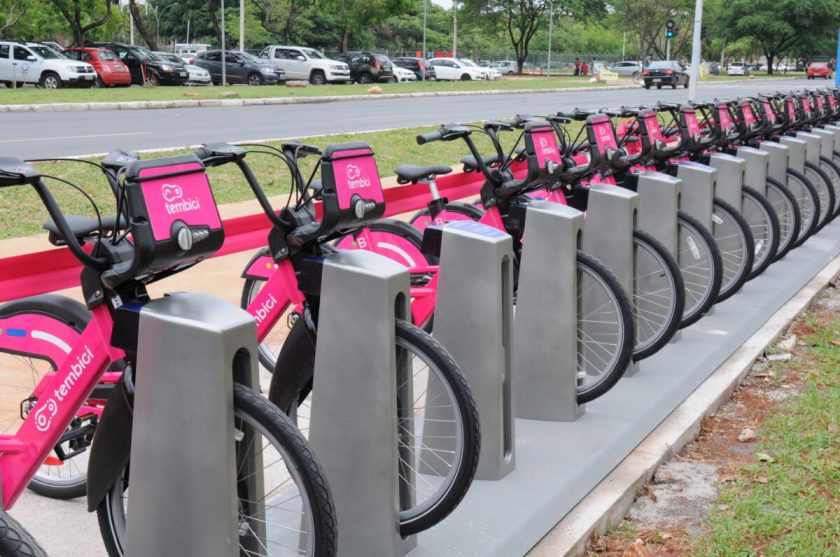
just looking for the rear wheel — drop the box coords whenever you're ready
[741,186,780,279]
[765,178,801,261]
[357,72,373,84]
[676,212,723,328]
[713,198,754,302]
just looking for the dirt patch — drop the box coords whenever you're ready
[586,281,838,556]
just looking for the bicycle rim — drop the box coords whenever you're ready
[712,200,753,301]
[741,188,779,279]
[99,386,325,557]
[676,214,720,327]
[632,232,682,360]
[804,163,834,228]
[820,157,840,219]
[765,179,799,261]
[577,255,631,398]
[787,170,819,245]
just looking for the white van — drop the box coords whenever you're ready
[0,41,96,88]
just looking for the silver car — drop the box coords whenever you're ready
[607,60,643,82]
[155,51,211,85]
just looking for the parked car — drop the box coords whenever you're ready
[63,47,131,87]
[726,62,749,76]
[428,57,485,81]
[335,51,394,83]
[392,57,435,80]
[194,50,284,85]
[39,41,64,52]
[393,65,417,82]
[259,45,350,84]
[88,42,187,86]
[154,51,211,85]
[807,61,832,79]
[701,61,720,75]
[0,40,96,88]
[491,60,518,74]
[607,60,642,82]
[460,58,501,80]
[643,60,689,89]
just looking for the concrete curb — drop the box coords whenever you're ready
[0,78,796,113]
[526,254,840,557]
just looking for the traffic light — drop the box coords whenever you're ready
[666,19,675,39]
[701,25,708,39]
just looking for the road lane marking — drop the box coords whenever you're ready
[0,132,152,144]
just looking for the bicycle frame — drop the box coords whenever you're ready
[0,304,123,509]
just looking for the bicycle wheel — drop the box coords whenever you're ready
[97,383,338,557]
[631,230,684,361]
[576,251,635,402]
[765,178,801,262]
[820,156,840,220]
[269,318,480,536]
[787,168,820,247]
[741,186,780,279]
[0,512,46,557]
[0,296,97,500]
[803,161,836,230]
[712,198,754,303]
[676,212,723,328]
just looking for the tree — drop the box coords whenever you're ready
[49,0,112,46]
[0,0,27,38]
[251,0,316,44]
[615,0,694,62]
[720,0,840,74]
[322,0,411,52]
[128,0,157,50]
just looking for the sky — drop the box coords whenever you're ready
[433,0,454,8]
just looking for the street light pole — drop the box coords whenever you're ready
[422,0,427,81]
[546,1,553,78]
[240,0,245,52]
[221,0,227,86]
[688,0,703,101]
[452,3,457,58]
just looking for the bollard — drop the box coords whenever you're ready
[779,136,807,173]
[796,132,822,166]
[823,124,840,146]
[736,146,770,196]
[583,184,640,377]
[810,129,836,159]
[708,153,746,210]
[432,220,515,480]
[125,292,259,557]
[677,162,717,231]
[758,141,790,184]
[513,201,583,422]
[307,250,413,556]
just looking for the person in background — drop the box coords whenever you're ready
[581,61,589,76]
[574,57,581,76]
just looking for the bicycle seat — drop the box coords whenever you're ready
[461,154,500,171]
[394,164,453,184]
[43,214,125,246]
[0,157,40,187]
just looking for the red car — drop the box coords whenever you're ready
[62,47,132,87]
[807,62,832,80]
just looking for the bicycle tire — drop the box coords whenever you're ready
[676,212,723,329]
[409,201,484,229]
[803,160,836,230]
[0,513,46,557]
[712,197,754,303]
[741,186,780,279]
[819,155,840,220]
[765,177,801,262]
[631,230,684,361]
[268,318,480,536]
[576,251,635,402]
[97,383,338,557]
[787,168,820,247]
[0,296,94,500]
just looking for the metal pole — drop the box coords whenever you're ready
[239,0,245,52]
[422,0,427,81]
[186,18,190,45]
[546,1,553,78]
[666,37,671,61]
[622,31,626,61]
[452,3,457,58]
[836,28,840,87]
[221,0,226,86]
[130,9,135,45]
[688,0,703,100]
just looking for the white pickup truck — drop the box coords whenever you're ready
[258,46,350,84]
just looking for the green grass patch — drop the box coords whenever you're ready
[2,122,558,240]
[692,310,840,557]
[0,76,608,106]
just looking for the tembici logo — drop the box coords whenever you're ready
[33,345,95,432]
[161,183,201,215]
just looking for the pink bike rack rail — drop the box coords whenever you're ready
[0,163,527,302]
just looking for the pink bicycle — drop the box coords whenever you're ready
[0,153,337,556]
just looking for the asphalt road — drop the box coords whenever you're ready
[2,78,826,159]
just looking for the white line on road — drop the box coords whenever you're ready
[0,132,152,144]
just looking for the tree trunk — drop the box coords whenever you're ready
[766,52,774,75]
[129,1,157,51]
[209,0,222,45]
[339,27,350,53]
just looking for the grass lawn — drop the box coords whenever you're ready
[0,76,610,106]
[692,309,840,557]
[1,122,551,240]
[700,71,806,82]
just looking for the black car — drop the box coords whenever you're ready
[87,42,187,86]
[393,57,435,81]
[643,60,689,90]
[335,52,395,83]
[194,50,284,86]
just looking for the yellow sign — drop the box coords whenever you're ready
[598,69,619,84]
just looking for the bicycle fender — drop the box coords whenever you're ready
[268,315,316,414]
[87,375,133,512]
[241,247,274,280]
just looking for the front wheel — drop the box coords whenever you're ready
[97,383,338,557]
[677,212,723,328]
[460,74,471,81]
[0,512,46,557]
[765,178,801,261]
[247,73,264,86]
[741,186,780,279]
[268,318,480,536]
[309,70,326,85]
[39,72,61,89]
[713,198,754,302]
[803,161,836,230]
[787,168,820,247]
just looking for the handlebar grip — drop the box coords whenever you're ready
[416,130,444,145]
